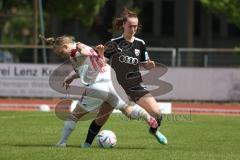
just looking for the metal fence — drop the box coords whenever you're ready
[149,47,240,67]
[0,44,239,67]
[177,48,240,67]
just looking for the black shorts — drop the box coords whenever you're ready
[123,84,150,102]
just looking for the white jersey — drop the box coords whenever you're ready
[69,43,130,110]
[70,43,106,86]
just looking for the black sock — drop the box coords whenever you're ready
[150,115,163,133]
[85,120,102,145]
[157,114,163,127]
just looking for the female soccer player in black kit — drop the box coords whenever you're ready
[81,8,167,148]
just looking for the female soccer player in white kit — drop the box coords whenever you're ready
[40,35,167,147]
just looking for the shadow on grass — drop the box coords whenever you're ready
[9,144,158,150]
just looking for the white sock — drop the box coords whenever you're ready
[130,105,150,121]
[58,120,76,144]
[130,105,158,128]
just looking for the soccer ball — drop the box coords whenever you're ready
[38,104,50,112]
[97,130,117,148]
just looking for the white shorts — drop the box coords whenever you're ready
[76,65,130,111]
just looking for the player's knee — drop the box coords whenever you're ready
[68,113,80,122]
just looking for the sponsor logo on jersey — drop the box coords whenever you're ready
[118,55,139,65]
[135,49,140,56]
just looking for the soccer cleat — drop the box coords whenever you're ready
[55,142,67,147]
[80,143,91,148]
[149,128,168,145]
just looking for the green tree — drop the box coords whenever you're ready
[46,0,107,27]
[0,0,108,45]
[201,0,240,28]
[0,0,33,45]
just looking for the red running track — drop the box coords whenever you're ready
[0,99,240,116]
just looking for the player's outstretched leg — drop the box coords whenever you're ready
[123,105,167,145]
[56,103,88,147]
[81,120,103,148]
[148,115,167,145]
[56,120,76,147]
[136,94,168,144]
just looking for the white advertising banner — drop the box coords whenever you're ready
[0,63,240,101]
[0,63,64,97]
[157,68,240,101]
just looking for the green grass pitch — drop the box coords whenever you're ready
[0,111,240,160]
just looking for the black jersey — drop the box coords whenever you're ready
[104,35,150,101]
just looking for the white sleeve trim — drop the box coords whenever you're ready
[140,61,148,63]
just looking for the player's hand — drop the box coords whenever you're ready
[96,44,105,56]
[62,76,74,89]
[144,60,155,70]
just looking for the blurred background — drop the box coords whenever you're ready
[0,0,240,104]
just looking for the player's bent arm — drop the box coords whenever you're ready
[63,72,80,89]
[76,42,92,56]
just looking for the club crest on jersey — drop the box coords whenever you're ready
[134,49,140,56]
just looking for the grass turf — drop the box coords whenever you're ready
[0,111,239,160]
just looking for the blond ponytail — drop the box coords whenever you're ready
[39,34,56,45]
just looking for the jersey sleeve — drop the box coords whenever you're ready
[104,41,113,60]
[104,40,120,60]
[140,42,149,63]
[104,51,111,61]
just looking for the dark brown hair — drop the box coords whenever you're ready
[110,8,142,35]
